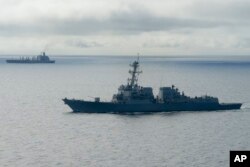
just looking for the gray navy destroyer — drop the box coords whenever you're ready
[63,59,242,113]
[6,52,55,63]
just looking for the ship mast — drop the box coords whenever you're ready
[128,56,142,88]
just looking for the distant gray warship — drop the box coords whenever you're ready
[63,59,242,113]
[6,52,55,63]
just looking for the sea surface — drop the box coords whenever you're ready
[0,56,250,167]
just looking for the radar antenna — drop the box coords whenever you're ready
[128,54,142,87]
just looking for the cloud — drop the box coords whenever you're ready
[234,38,250,48]
[65,39,104,48]
[0,0,249,37]
[0,8,233,37]
[189,0,250,21]
[143,41,181,48]
[1,0,250,55]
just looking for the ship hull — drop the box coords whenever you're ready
[6,60,55,63]
[63,98,242,113]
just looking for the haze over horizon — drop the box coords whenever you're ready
[1,0,250,56]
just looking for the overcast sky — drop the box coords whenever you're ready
[0,0,250,56]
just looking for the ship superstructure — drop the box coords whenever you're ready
[112,59,154,104]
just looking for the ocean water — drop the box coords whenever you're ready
[0,56,250,167]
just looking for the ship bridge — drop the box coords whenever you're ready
[112,59,155,104]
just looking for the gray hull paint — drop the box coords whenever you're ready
[6,60,55,63]
[63,99,242,113]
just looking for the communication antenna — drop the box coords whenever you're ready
[127,53,142,87]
